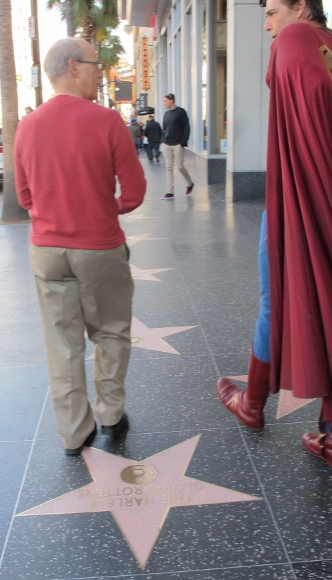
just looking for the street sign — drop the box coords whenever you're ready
[28,16,36,39]
[139,93,147,109]
[31,65,39,88]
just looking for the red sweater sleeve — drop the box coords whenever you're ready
[111,113,146,214]
[14,122,32,210]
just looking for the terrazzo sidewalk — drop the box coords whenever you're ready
[0,153,331,580]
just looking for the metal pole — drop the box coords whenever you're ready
[30,0,43,107]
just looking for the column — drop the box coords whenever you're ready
[226,0,271,201]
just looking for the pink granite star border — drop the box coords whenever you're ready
[17,435,262,569]
[130,264,174,282]
[227,375,316,419]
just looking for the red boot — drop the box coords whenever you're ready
[216,350,270,430]
[302,432,332,467]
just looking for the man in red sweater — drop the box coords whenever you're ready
[14,38,146,455]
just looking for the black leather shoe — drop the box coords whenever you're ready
[101,412,129,437]
[65,423,97,456]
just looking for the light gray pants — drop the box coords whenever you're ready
[30,244,134,450]
[163,143,193,194]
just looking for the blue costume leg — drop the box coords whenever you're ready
[253,210,271,363]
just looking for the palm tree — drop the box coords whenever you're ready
[79,0,118,42]
[99,34,124,77]
[80,0,95,41]
[0,0,29,223]
[47,0,119,43]
[65,0,75,36]
[46,0,75,36]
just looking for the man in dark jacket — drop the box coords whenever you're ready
[144,115,162,163]
[161,93,194,200]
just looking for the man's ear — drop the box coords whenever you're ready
[67,58,79,78]
[295,0,307,18]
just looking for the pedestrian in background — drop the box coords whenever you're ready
[216,0,332,467]
[128,118,142,154]
[144,115,162,163]
[138,122,145,152]
[14,38,146,456]
[161,93,194,200]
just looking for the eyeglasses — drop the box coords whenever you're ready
[76,59,103,71]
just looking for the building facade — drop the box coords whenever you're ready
[120,0,272,200]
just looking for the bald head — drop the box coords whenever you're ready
[44,38,89,85]
[43,38,103,101]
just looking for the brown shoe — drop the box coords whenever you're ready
[216,350,270,430]
[217,378,265,430]
[302,432,332,467]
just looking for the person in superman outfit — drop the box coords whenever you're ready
[217,0,332,466]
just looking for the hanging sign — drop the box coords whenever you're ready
[152,14,157,41]
[142,37,149,90]
[28,16,36,39]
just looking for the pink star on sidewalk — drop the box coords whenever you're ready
[17,435,261,569]
[130,264,173,282]
[227,375,316,419]
[86,317,197,360]
[131,316,197,354]
[126,233,164,247]
[120,213,157,222]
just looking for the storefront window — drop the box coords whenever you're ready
[216,0,227,21]
[216,0,227,152]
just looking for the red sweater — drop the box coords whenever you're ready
[14,95,146,249]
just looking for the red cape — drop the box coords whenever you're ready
[266,23,332,398]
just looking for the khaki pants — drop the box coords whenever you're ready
[163,143,193,194]
[30,244,134,450]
